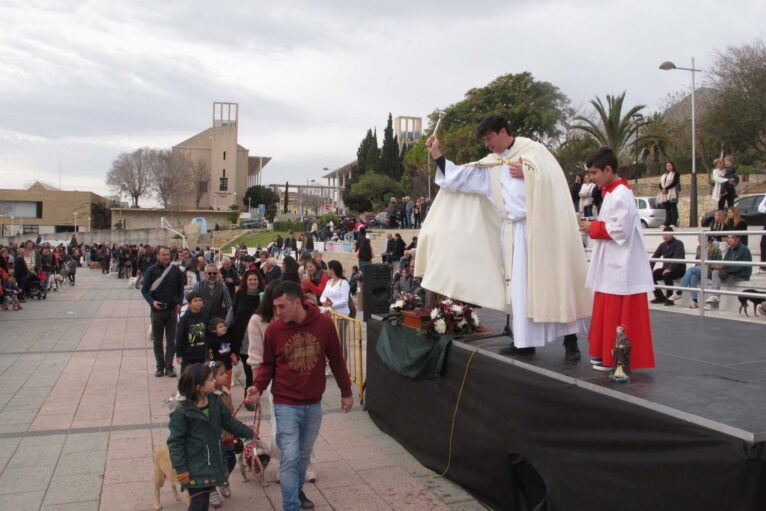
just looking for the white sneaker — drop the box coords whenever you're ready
[669,293,682,302]
[209,490,223,508]
[590,357,602,366]
[592,362,613,372]
[705,296,720,303]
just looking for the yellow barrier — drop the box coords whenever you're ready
[326,310,365,403]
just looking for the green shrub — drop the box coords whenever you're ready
[272,220,309,232]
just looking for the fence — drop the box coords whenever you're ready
[326,310,365,403]
[639,228,765,317]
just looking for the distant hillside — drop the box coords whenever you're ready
[662,87,719,124]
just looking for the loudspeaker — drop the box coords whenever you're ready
[363,264,392,321]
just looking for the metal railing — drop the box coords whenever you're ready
[622,228,765,317]
[326,309,365,403]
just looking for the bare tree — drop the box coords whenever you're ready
[189,158,210,209]
[149,149,192,209]
[106,148,152,207]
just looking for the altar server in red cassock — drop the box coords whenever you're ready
[580,147,655,371]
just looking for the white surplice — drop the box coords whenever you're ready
[585,184,654,295]
[435,147,587,348]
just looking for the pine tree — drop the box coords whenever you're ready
[379,113,401,179]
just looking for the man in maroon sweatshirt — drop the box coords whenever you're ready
[246,280,352,511]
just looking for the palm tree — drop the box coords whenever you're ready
[638,113,675,176]
[572,92,645,160]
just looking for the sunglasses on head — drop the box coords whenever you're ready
[207,272,218,276]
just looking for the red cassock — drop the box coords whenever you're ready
[588,291,655,369]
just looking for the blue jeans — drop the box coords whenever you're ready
[275,403,322,511]
[680,267,701,301]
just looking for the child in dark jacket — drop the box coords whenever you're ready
[208,362,238,506]
[176,293,210,373]
[208,317,235,372]
[167,363,254,511]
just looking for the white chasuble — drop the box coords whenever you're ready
[415,137,591,347]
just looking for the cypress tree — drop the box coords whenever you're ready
[379,113,401,179]
[284,181,289,214]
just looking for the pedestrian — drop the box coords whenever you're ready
[141,246,185,377]
[192,264,233,327]
[167,363,255,511]
[245,281,353,511]
[658,161,680,228]
[649,227,686,306]
[176,293,209,373]
[225,269,265,406]
[571,174,583,212]
[219,257,240,299]
[580,147,655,372]
[209,362,236,506]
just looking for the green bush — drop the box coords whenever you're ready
[737,164,765,175]
[272,220,309,232]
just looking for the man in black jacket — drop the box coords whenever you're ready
[650,227,686,306]
[141,246,185,377]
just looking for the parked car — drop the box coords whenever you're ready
[634,196,666,228]
[367,212,389,228]
[239,218,268,229]
[701,193,766,227]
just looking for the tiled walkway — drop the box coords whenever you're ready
[0,270,485,510]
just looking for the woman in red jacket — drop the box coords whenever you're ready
[300,259,328,299]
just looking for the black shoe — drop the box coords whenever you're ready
[165,368,177,377]
[155,369,164,377]
[664,300,674,306]
[650,297,666,304]
[563,335,581,362]
[299,490,314,510]
[499,344,536,355]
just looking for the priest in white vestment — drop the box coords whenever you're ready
[415,115,592,356]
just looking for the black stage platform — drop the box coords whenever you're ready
[365,310,766,511]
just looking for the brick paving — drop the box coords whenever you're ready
[0,270,485,511]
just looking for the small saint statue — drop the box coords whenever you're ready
[609,325,631,384]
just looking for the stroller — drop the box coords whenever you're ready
[2,272,23,311]
[25,272,46,300]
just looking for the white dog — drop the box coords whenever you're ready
[127,276,138,288]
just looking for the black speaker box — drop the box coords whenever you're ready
[362,264,392,321]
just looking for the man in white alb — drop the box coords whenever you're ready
[415,115,591,358]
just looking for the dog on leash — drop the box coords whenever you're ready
[127,276,138,288]
[238,438,271,485]
[153,443,189,510]
[739,289,765,317]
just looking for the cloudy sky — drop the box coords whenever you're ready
[0,0,764,204]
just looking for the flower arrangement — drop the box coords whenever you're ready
[387,292,424,326]
[422,299,481,337]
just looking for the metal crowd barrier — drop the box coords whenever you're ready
[626,228,764,317]
[326,309,365,403]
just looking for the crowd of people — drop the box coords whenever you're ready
[134,237,361,509]
[0,236,81,310]
[386,195,431,228]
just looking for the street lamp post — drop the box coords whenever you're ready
[632,113,643,184]
[660,58,702,227]
[74,212,78,233]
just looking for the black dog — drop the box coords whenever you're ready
[738,289,765,317]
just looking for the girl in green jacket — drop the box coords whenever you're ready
[167,363,254,511]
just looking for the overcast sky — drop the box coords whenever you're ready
[0,0,764,204]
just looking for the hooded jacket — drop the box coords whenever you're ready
[254,303,351,405]
[167,393,252,489]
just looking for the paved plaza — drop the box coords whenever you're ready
[0,270,485,511]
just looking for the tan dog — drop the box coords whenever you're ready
[153,443,189,510]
